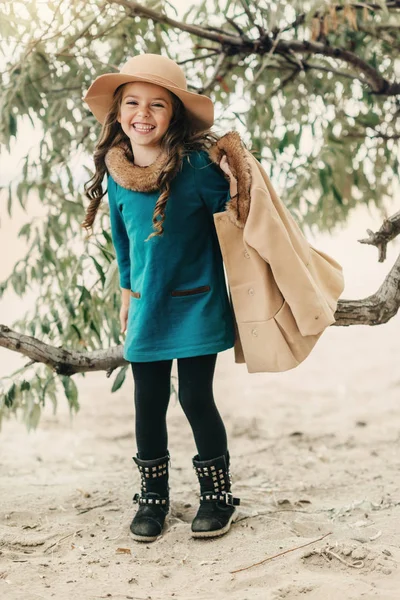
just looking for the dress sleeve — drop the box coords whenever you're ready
[107,175,131,290]
[193,150,231,216]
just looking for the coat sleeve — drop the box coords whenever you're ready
[107,175,131,290]
[244,185,344,336]
[193,150,232,215]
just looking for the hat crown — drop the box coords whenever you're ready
[84,53,213,129]
[119,54,187,91]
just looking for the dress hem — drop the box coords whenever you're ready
[123,339,235,362]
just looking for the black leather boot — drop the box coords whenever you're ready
[191,451,240,538]
[130,452,170,542]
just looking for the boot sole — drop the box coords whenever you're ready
[129,531,160,543]
[191,508,239,539]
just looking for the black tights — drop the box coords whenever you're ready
[130,353,227,461]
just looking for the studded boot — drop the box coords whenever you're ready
[130,452,170,542]
[191,450,240,538]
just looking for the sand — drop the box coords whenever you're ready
[1,203,400,599]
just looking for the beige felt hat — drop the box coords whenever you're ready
[83,53,214,131]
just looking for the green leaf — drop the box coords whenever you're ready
[111,365,128,392]
[5,383,16,408]
[21,380,31,391]
[332,184,343,205]
[64,293,76,318]
[18,223,31,239]
[9,113,17,138]
[7,185,12,218]
[89,320,101,342]
[319,169,329,195]
[43,246,56,266]
[102,229,112,244]
[77,286,91,304]
[60,376,79,413]
[103,259,119,298]
[71,324,82,340]
[91,256,106,286]
[278,131,288,153]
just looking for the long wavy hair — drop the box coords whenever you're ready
[82,84,220,241]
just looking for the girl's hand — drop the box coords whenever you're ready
[219,154,235,180]
[120,303,129,334]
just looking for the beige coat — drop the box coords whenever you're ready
[207,131,345,373]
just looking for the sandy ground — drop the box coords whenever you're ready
[1,202,400,599]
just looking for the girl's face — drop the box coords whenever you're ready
[118,81,173,149]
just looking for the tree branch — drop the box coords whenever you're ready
[110,0,400,96]
[111,0,243,46]
[334,212,400,325]
[334,252,400,326]
[1,213,400,372]
[0,325,126,376]
[277,38,398,95]
[200,51,229,94]
[358,210,400,261]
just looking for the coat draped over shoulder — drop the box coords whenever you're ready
[207,131,345,373]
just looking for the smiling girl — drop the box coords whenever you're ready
[82,54,241,543]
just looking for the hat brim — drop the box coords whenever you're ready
[83,73,214,131]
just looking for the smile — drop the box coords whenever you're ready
[132,124,156,132]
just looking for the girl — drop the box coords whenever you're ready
[82,53,241,542]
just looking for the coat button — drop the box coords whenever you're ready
[243,250,250,259]
[248,288,254,296]
[251,328,258,337]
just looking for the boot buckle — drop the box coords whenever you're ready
[224,492,240,507]
[200,492,241,506]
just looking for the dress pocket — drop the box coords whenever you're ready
[170,285,211,297]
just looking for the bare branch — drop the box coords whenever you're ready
[332,2,400,12]
[358,211,400,261]
[303,61,359,82]
[0,325,126,376]
[2,244,399,374]
[176,52,220,66]
[277,38,398,95]
[111,0,242,46]
[109,1,400,96]
[2,213,400,371]
[200,51,229,94]
[334,252,400,326]
[233,0,265,38]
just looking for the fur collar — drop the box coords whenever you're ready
[105,143,168,192]
[207,130,252,228]
[105,131,252,227]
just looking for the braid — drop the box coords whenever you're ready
[144,147,183,242]
[81,196,102,234]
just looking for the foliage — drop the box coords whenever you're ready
[0,0,398,429]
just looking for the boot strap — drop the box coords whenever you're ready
[133,493,169,506]
[137,464,168,478]
[200,492,240,507]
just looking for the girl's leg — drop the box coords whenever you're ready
[178,353,240,538]
[130,359,173,459]
[129,359,172,542]
[176,353,227,460]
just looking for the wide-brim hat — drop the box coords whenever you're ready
[83,53,214,131]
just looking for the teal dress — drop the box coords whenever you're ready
[107,149,236,362]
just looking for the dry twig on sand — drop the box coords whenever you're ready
[231,531,332,573]
[44,528,84,553]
